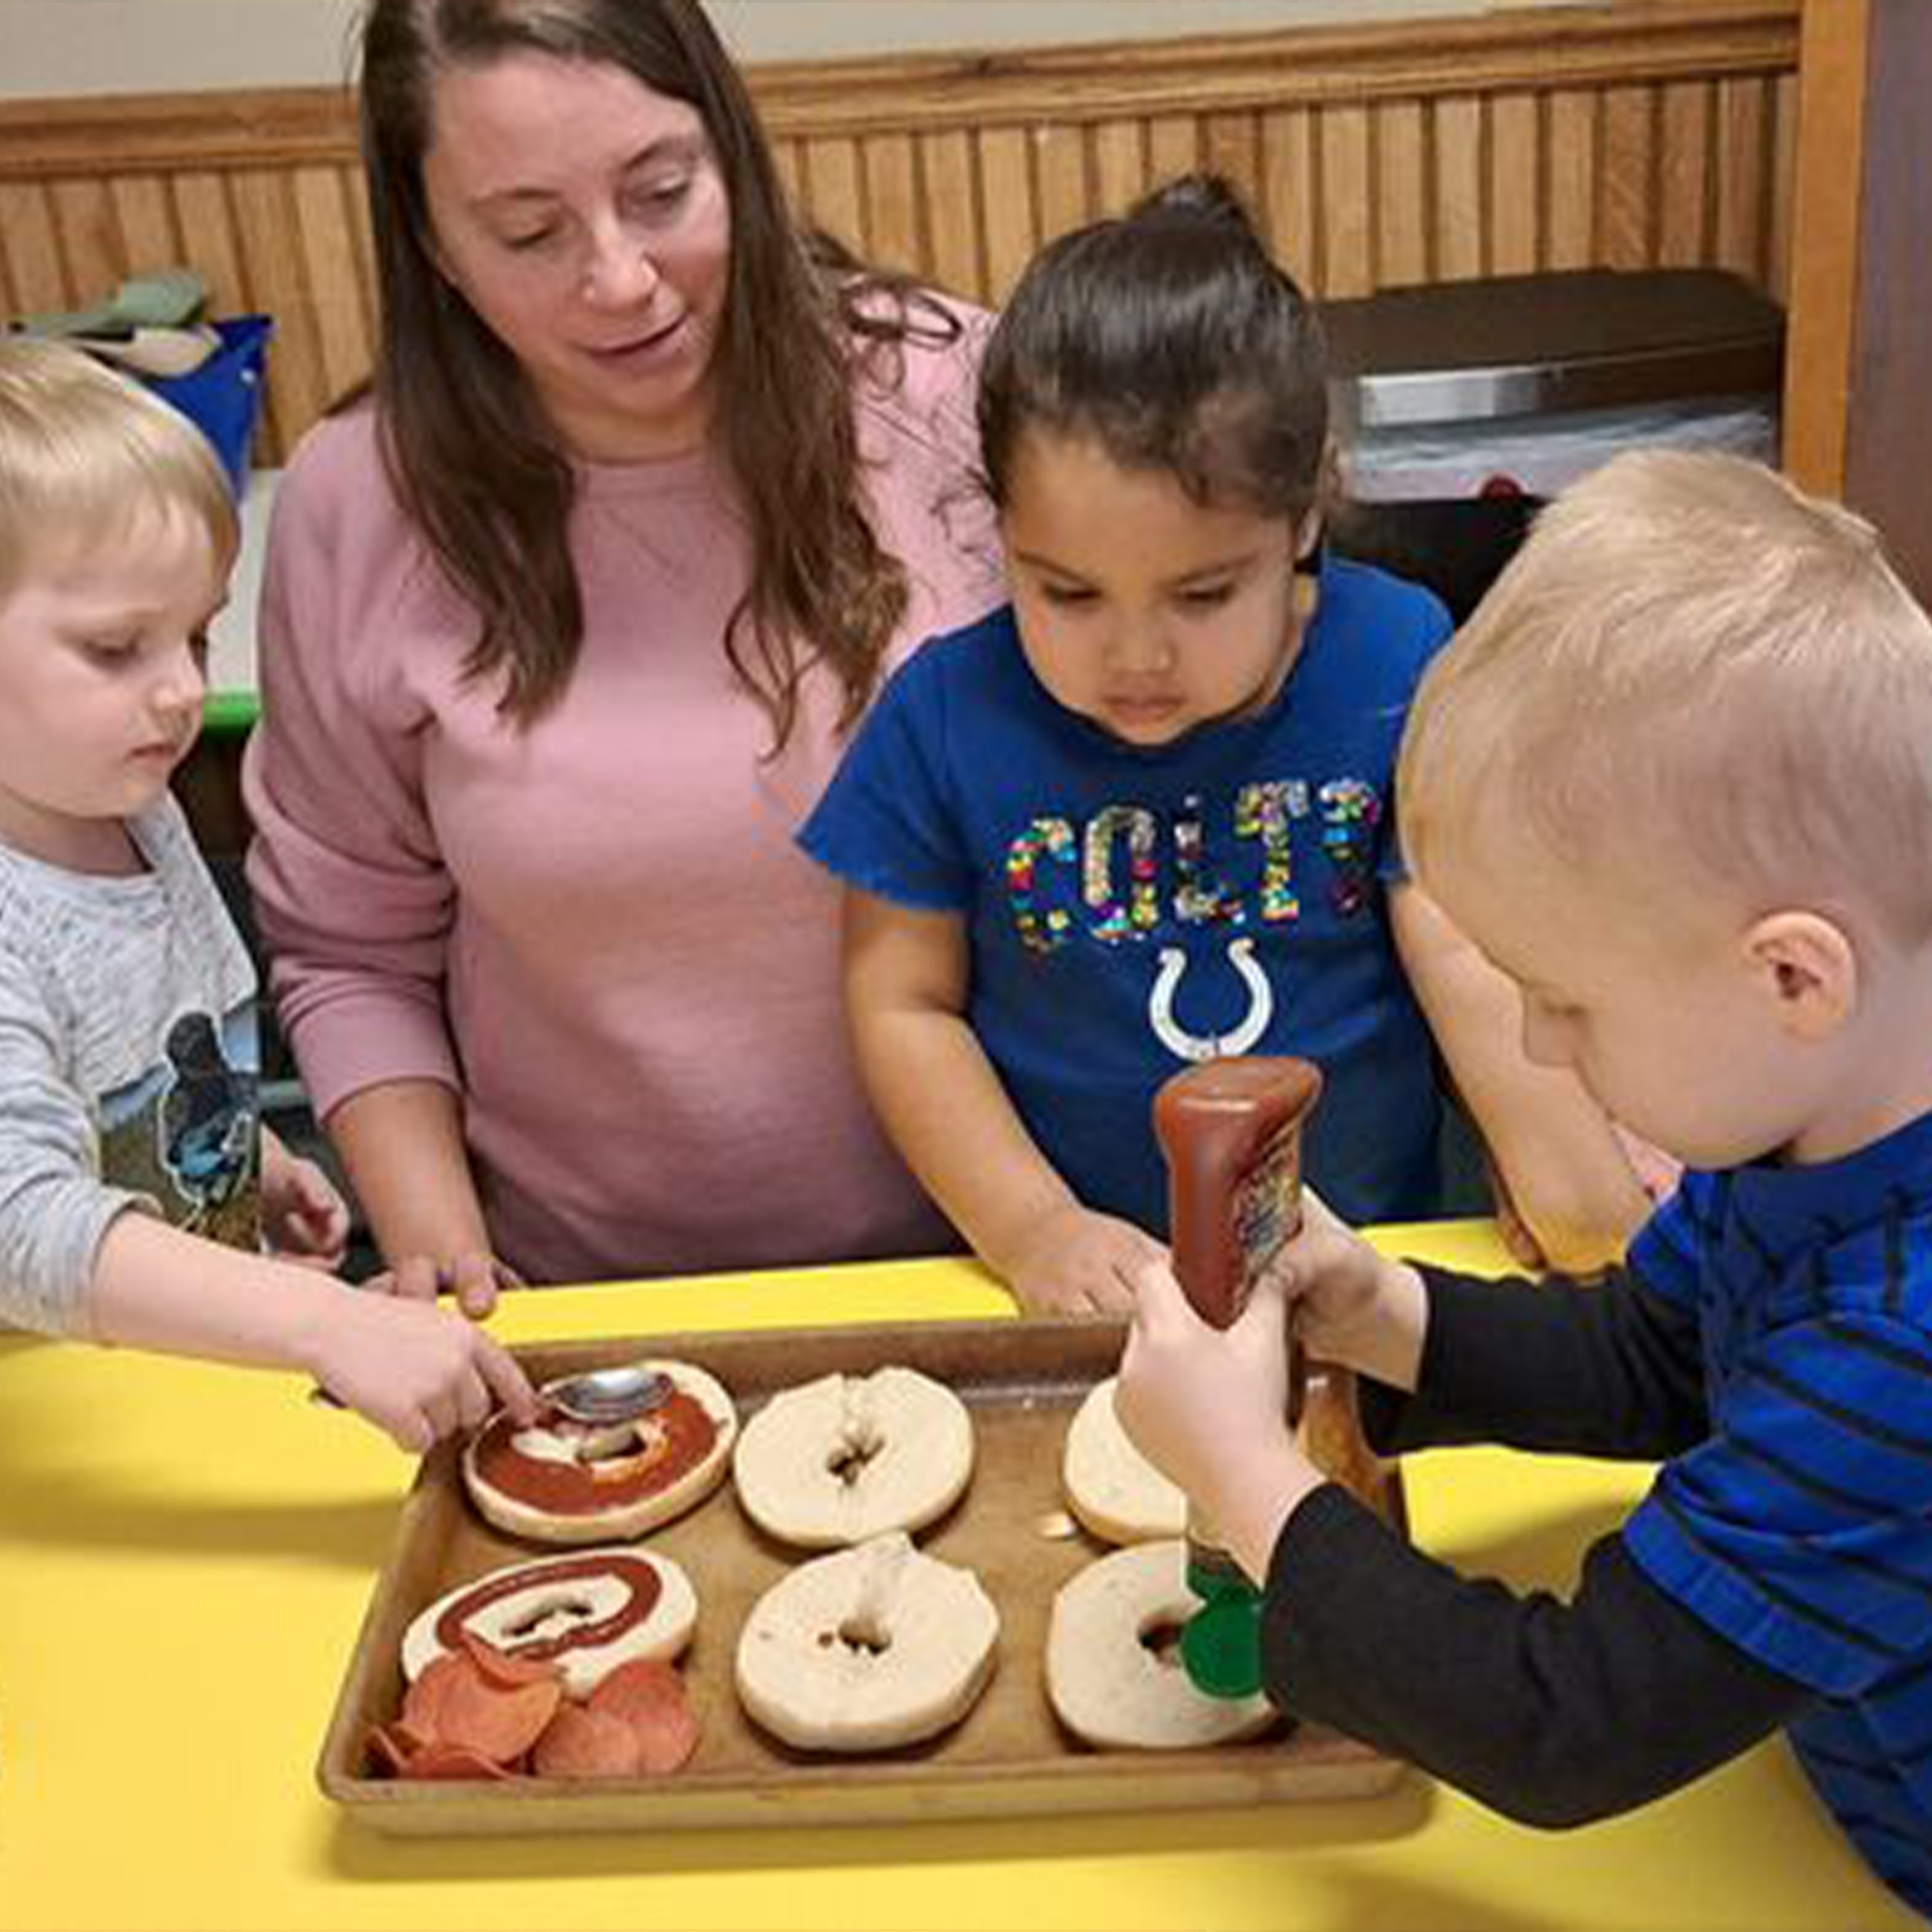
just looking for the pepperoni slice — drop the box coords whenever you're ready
[436,1662,563,1763]
[375,1607,697,1782]
[459,1628,565,1691]
[402,1742,522,1781]
[397,1648,563,1765]
[588,1658,700,1775]
[530,1703,645,1780]
[399,1652,472,1740]
[365,1721,424,1776]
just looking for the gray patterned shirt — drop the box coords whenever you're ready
[0,796,257,1336]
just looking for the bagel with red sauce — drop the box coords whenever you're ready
[463,1359,737,1545]
[402,1545,697,1699]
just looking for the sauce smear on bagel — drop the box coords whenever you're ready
[471,1391,718,1516]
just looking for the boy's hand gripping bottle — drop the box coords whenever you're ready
[1152,1056,1323,1699]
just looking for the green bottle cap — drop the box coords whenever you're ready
[1180,1555,1264,1699]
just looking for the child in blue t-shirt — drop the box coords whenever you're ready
[801,174,1656,1315]
[1118,450,1932,1919]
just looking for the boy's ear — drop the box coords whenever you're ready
[1742,911,1858,1039]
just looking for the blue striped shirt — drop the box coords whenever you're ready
[1626,1109,1932,1914]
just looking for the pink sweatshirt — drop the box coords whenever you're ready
[243,315,1004,1285]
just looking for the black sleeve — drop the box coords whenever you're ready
[1262,1484,1808,1827]
[1354,1263,1710,1463]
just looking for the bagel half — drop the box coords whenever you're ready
[732,1366,973,1549]
[1046,1541,1279,1750]
[735,1531,999,1751]
[1062,1376,1186,1545]
[402,1545,697,1698]
[463,1359,737,1545]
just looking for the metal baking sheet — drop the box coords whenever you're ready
[317,1317,1406,1836]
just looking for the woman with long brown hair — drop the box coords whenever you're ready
[244,0,1002,1303]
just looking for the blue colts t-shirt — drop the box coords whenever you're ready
[800,554,1455,1235]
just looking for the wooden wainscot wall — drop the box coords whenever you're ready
[0,0,1800,467]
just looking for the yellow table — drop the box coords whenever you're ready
[0,1224,1910,1932]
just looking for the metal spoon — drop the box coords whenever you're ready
[541,1365,673,1425]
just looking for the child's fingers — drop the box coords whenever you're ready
[419,1376,490,1441]
[288,1160,349,1225]
[1235,1262,1291,1342]
[384,1406,436,1455]
[282,1202,350,1266]
[281,1248,342,1274]
[474,1328,537,1423]
[1088,1264,1140,1317]
[454,1366,498,1433]
[1123,1255,1188,1331]
[316,1195,352,1251]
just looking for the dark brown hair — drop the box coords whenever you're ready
[979,173,1328,523]
[355,0,951,740]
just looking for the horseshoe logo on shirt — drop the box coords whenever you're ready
[1148,937,1274,1062]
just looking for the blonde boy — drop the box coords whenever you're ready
[1118,451,1932,1918]
[0,341,530,1448]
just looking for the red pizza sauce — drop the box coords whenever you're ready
[469,1390,718,1516]
[433,1551,664,1662]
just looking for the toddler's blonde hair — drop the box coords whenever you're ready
[0,338,236,594]
[1399,449,1932,946]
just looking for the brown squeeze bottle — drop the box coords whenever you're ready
[1154,1057,1324,1390]
[1152,1056,1323,1700]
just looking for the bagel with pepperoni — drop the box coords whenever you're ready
[402,1545,697,1699]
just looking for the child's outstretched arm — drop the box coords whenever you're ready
[1391,883,1654,1272]
[87,1211,536,1451]
[1118,1241,1806,1833]
[842,887,1164,1315]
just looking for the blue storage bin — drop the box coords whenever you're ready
[144,314,273,496]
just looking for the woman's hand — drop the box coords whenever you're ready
[998,1204,1166,1317]
[367,1250,524,1320]
[325,1081,513,1314]
[305,1291,536,1453]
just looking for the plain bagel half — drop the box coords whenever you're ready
[1046,1540,1279,1750]
[1062,1376,1187,1545]
[734,1531,999,1752]
[732,1366,973,1549]
[463,1359,737,1546]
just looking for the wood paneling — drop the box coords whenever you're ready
[0,2,1801,465]
[1781,0,1867,496]
[1780,0,1932,598]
